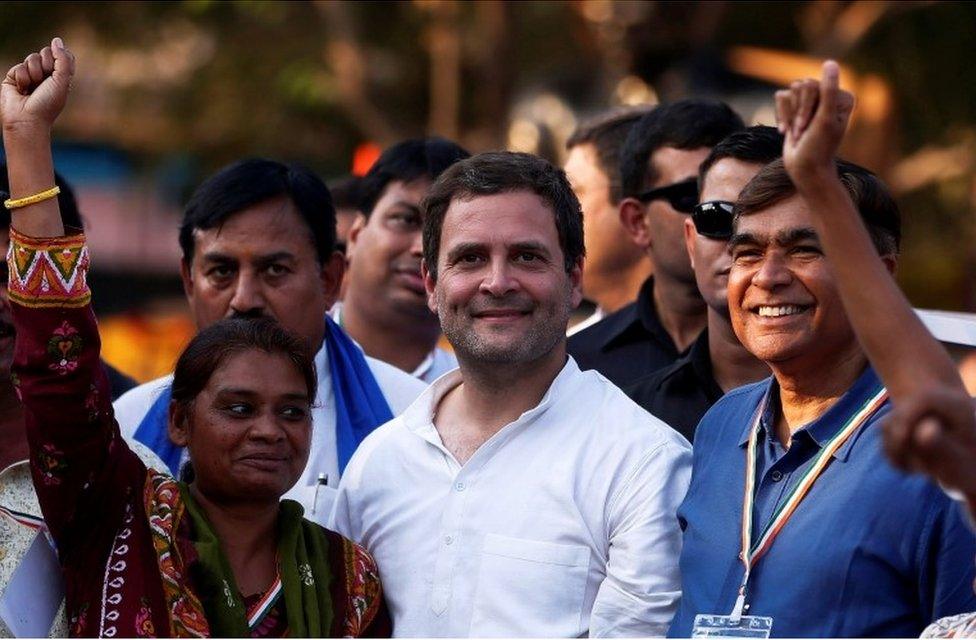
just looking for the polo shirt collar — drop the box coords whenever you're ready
[737,365,885,461]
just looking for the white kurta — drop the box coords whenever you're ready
[331,357,692,637]
[113,340,426,523]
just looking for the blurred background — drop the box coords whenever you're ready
[1,0,974,382]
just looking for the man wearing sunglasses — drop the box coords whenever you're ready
[626,126,780,441]
[568,100,743,389]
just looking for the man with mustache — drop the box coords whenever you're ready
[332,152,691,636]
[668,63,976,637]
[114,157,426,522]
[335,138,469,382]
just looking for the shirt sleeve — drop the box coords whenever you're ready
[7,229,148,543]
[589,439,693,637]
[329,460,363,542]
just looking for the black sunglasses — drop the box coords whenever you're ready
[637,178,699,214]
[691,200,735,240]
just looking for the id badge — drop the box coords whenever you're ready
[692,614,773,638]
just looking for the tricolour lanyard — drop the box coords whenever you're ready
[730,386,888,623]
[246,571,283,631]
[0,504,46,532]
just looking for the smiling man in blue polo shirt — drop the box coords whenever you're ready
[669,63,976,638]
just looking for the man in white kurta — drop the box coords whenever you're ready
[331,151,691,637]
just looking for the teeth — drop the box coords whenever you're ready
[757,305,804,317]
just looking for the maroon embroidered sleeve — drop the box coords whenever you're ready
[7,228,147,543]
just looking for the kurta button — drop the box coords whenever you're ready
[444,535,454,545]
[455,482,465,492]
[771,470,783,482]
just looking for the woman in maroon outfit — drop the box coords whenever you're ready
[1,39,390,637]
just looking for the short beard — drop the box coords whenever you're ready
[438,293,572,367]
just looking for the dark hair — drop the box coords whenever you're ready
[698,125,784,188]
[179,158,336,265]
[171,317,317,415]
[620,100,745,199]
[328,175,363,212]
[358,138,470,217]
[0,163,85,231]
[566,107,653,204]
[422,151,585,281]
[734,158,901,254]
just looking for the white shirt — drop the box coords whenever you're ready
[114,340,426,523]
[330,357,692,637]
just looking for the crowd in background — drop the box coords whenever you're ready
[2,37,976,639]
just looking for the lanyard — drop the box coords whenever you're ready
[730,385,888,622]
[0,504,46,532]
[246,571,283,631]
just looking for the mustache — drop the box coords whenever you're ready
[469,296,534,315]
[230,309,272,321]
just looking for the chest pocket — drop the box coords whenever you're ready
[469,533,590,637]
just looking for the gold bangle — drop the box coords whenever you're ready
[4,186,61,210]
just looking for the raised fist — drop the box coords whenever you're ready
[775,60,855,182]
[1,37,75,133]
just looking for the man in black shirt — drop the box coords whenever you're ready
[626,127,781,440]
[568,101,743,388]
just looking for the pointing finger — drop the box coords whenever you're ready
[820,60,840,117]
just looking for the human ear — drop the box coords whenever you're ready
[167,401,190,447]
[422,259,438,314]
[683,218,697,269]
[345,213,368,260]
[619,198,652,252]
[320,250,346,309]
[180,259,194,298]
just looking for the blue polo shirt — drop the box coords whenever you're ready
[669,365,976,638]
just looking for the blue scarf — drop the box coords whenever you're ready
[133,316,394,475]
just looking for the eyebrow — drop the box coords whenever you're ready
[445,242,485,263]
[214,388,310,402]
[729,227,820,250]
[200,251,296,264]
[445,240,553,262]
[387,201,422,214]
[510,241,552,258]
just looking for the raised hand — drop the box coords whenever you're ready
[1,37,75,133]
[774,60,855,183]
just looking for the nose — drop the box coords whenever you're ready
[409,230,424,258]
[751,253,793,290]
[479,259,519,297]
[228,270,266,318]
[247,412,286,444]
